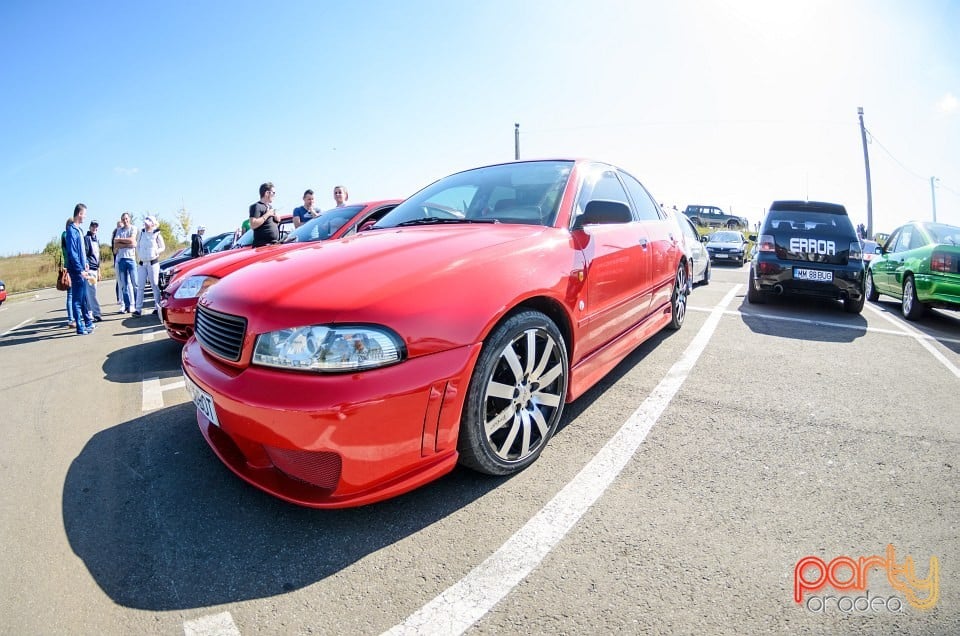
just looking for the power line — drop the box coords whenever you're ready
[866,128,960,197]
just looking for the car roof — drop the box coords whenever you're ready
[769,200,848,215]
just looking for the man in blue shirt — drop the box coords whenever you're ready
[65,204,94,335]
[292,189,317,228]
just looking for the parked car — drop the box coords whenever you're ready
[670,210,710,285]
[181,159,688,508]
[159,202,401,343]
[866,221,960,320]
[705,230,749,266]
[158,218,294,290]
[0,279,6,306]
[747,200,865,313]
[157,231,233,286]
[861,239,881,263]
[684,204,748,229]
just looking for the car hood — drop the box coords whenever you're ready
[170,243,299,286]
[200,225,573,355]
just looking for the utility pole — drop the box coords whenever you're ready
[514,123,520,160]
[858,107,874,238]
[930,177,939,222]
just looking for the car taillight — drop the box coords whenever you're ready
[759,234,776,252]
[849,241,863,261]
[931,251,954,273]
[757,261,781,275]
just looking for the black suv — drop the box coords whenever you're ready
[684,205,749,229]
[747,200,865,313]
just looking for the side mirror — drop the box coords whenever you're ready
[700,235,709,243]
[573,200,632,230]
[875,245,882,255]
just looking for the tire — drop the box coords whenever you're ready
[702,260,711,286]
[668,263,687,330]
[865,271,879,302]
[457,310,568,475]
[901,275,925,320]
[727,220,738,229]
[747,267,766,304]
[844,294,865,314]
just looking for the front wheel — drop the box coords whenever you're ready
[458,311,569,475]
[668,263,688,330]
[865,271,879,302]
[902,275,925,320]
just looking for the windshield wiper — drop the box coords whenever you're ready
[392,217,498,227]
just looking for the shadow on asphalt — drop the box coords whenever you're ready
[870,299,960,355]
[62,402,510,610]
[737,296,868,343]
[102,329,183,383]
[62,315,682,610]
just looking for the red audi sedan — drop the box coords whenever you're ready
[182,160,688,508]
[160,201,401,342]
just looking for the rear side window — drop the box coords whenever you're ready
[620,171,662,221]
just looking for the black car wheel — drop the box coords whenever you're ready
[865,271,879,302]
[843,293,865,314]
[902,275,925,321]
[747,267,766,304]
[458,310,568,475]
[703,260,711,285]
[668,263,687,330]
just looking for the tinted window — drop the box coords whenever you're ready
[573,166,632,225]
[620,171,662,221]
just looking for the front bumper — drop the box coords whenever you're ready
[159,296,198,343]
[181,337,482,508]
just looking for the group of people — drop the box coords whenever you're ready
[248,183,349,247]
[61,207,166,335]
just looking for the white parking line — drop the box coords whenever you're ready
[183,611,240,636]
[384,285,742,636]
[142,376,186,411]
[0,318,33,339]
[143,328,165,342]
[864,303,960,379]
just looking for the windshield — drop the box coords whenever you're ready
[710,231,742,242]
[765,211,855,236]
[286,206,363,243]
[375,161,573,228]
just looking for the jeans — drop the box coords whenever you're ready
[65,286,74,324]
[68,271,92,333]
[85,271,102,319]
[116,258,137,311]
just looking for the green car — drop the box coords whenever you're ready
[866,221,960,320]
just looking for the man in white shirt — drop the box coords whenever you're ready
[133,216,165,316]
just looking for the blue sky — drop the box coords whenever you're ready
[2,0,958,255]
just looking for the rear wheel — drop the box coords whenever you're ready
[844,294,865,314]
[458,311,568,475]
[865,271,879,302]
[668,264,687,330]
[702,260,711,285]
[902,275,925,320]
[747,268,766,304]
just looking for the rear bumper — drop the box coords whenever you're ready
[753,258,865,301]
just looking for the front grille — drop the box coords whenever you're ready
[264,446,342,489]
[195,305,247,362]
[158,269,171,290]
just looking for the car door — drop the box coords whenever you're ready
[574,167,651,356]
[620,170,679,309]
[877,227,911,295]
[679,215,707,280]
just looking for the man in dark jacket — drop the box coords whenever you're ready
[190,225,207,258]
[65,204,94,335]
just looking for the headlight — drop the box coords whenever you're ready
[173,275,219,299]
[253,324,405,372]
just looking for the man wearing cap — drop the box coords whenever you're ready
[134,215,166,316]
[190,225,207,258]
[84,219,103,322]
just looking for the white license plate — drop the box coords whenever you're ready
[794,268,833,282]
[184,372,220,427]
[715,253,728,259]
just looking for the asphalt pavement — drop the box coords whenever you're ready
[0,269,957,635]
